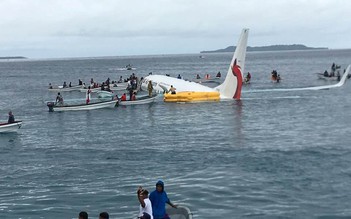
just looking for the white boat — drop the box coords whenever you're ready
[97,90,115,99]
[46,100,118,112]
[119,94,158,106]
[316,73,340,81]
[0,121,22,133]
[48,85,84,92]
[166,206,193,219]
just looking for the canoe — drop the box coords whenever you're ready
[166,206,193,219]
[46,100,118,112]
[0,121,22,133]
[164,91,220,102]
[119,94,158,106]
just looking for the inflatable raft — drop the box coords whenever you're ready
[164,91,220,102]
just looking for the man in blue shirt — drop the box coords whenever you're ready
[149,180,177,219]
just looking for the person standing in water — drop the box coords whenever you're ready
[147,81,154,97]
[86,86,91,104]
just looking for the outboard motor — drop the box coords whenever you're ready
[47,102,55,112]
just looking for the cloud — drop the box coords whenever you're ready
[0,0,350,58]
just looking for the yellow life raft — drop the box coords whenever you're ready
[164,91,220,102]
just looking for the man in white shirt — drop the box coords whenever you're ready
[137,187,153,219]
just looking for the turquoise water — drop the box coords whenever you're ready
[1,49,351,219]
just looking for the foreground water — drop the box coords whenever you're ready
[1,49,351,219]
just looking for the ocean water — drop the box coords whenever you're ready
[1,49,351,219]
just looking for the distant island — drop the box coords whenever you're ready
[0,56,27,59]
[200,44,328,53]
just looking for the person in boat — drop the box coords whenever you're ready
[149,180,177,219]
[177,74,182,79]
[169,85,176,94]
[205,74,210,79]
[137,187,153,219]
[99,212,109,219]
[78,211,88,219]
[105,84,111,92]
[118,76,123,83]
[337,70,341,81]
[78,79,83,86]
[69,82,72,87]
[216,71,221,78]
[49,83,53,89]
[121,93,127,101]
[63,81,67,88]
[8,111,15,124]
[147,81,154,97]
[196,74,201,79]
[323,70,329,77]
[55,92,64,105]
[86,86,91,104]
[131,92,137,101]
[101,82,105,91]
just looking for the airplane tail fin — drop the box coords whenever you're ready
[215,28,249,100]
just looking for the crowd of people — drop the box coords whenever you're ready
[76,180,177,219]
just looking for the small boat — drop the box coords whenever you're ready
[48,85,84,92]
[0,121,22,133]
[119,94,158,106]
[166,205,193,219]
[46,100,118,112]
[316,73,340,81]
[164,91,220,102]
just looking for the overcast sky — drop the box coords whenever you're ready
[0,0,350,58]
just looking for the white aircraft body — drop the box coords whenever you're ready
[141,29,250,100]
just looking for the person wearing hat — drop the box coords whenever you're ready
[149,180,177,219]
[137,186,153,219]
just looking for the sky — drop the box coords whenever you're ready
[0,0,350,58]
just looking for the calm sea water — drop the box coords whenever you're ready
[1,49,351,219]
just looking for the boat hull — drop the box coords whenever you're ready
[119,94,157,106]
[48,85,84,92]
[47,100,117,111]
[0,121,22,133]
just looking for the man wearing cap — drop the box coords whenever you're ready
[149,180,177,219]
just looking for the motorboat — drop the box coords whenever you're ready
[0,121,22,133]
[48,85,84,92]
[316,73,340,81]
[46,99,118,112]
[119,94,158,106]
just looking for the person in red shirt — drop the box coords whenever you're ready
[121,93,127,101]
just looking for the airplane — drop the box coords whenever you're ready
[141,28,250,100]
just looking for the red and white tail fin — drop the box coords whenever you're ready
[215,28,249,100]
